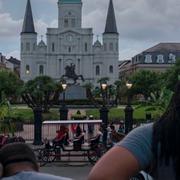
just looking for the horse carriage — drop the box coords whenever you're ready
[36,120,106,166]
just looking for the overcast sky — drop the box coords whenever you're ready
[1,0,180,60]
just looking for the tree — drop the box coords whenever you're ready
[22,76,59,112]
[165,59,180,91]
[0,70,23,103]
[114,80,127,105]
[129,70,163,100]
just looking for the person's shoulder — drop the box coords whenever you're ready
[36,172,72,180]
[131,123,153,136]
[4,171,73,180]
[35,172,72,180]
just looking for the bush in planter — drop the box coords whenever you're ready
[71,114,87,120]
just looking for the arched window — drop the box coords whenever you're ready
[64,19,68,28]
[68,46,71,53]
[26,42,30,51]
[116,42,118,51]
[52,43,55,52]
[96,65,100,76]
[71,18,75,27]
[109,65,113,73]
[21,43,23,51]
[85,43,88,52]
[169,53,176,63]
[109,43,114,51]
[25,65,30,74]
[157,54,164,63]
[145,54,152,63]
[39,65,44,75]
[33,43,36,51]
[104,43,107,51]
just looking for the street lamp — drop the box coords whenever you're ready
[60,81,68,120]
[99,82,109,147]
[33,82,43,145]
[124,82,133,134]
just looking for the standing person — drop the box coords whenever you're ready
[88,81,180,180]
[0,142,72,180]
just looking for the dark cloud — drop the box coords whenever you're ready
[1,0,180,59]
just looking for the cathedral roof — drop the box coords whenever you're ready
[94,40,102,47]
[38,40,46,47]
[59,0,81,3]
[104,0,118,34]
[21,0,36,34]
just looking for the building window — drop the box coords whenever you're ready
[68,46,71,53]
[145,54,152,63]
[85,43,88,52]
[39,65,44,75]
[157,54,164,63]
[96,65,100,76]
[21,43,23,51]
[116,42,118,51]
[109,43,114,51]
[109,65,113,73]
[26,42,30,51]
[52,43,55,52]
[25,65,30,75]
[64,19,68,28]
[169,53,176,63]
[71,18,75,27]
[33,43,36,51]
[104,43,107,51]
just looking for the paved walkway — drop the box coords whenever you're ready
[40,163,92,180]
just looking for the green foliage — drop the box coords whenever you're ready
[129,70,163,100]
[0,70,23,102]
[149,87,173,112]
[165,59,180,91]
[0,99,14,134]
[22,76,59,112]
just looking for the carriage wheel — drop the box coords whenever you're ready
[40,148,56,163]
[87,150,99,164]
[34,149,46,167]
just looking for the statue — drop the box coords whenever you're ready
[61,63,84,84]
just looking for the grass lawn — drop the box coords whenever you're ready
[86,105,163,123]
[9,106,60,122]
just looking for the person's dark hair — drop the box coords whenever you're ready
[152,81,180,179]
[0,142,38,175]
[110,125,115,131]
[76,125,82,137]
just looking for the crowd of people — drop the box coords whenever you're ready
[2,81,180,179]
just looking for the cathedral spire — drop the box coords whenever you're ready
[21,0,36,34]
[104,0,118,34]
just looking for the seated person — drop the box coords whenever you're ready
[109,125,124,145]
[90,126,103,143]
[73,130,85,150]
[53,126,67,146]
[74,125,82,138]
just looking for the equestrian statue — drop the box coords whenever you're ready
[61,63,84,84]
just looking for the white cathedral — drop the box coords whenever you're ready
[20,0,119,85]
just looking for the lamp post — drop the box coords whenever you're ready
[60,82,68,120]
[124,82,133,134]
[33,82,43,145]
[99,82,109,147]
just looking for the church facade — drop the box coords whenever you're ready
[20,0,119,85]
